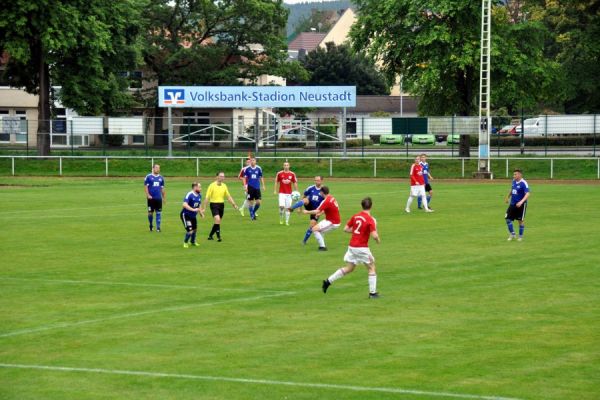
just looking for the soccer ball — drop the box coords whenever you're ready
[291,191,301,202]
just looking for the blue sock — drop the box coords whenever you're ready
[519,225,524,237]
[254,203,260,214]
[427,195,431,206]
[506,219,515,235]
[191,232,197,243]
[303,227,313,243]
[156,212,162,229]
[417,197,422,208]
[249,205,255,218]
[184,233,191,243]
[148,214,153,228]
[291,200,304,210]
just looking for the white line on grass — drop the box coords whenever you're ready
[0,363,524,400]
[0,277,292,293]
[0,292,294,339]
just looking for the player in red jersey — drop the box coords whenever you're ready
[405,155,433,213]
[322,197,381,298]
[273,161,298,225]
[303,186,340,251]
[238,158,251,216]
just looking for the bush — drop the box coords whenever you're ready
[346,138,373,147]
[101,134,124,147]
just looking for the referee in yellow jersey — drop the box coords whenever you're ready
[200,171,238,241]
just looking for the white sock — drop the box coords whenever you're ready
[241,199,248,209]
[406,196,413,209]
[279,208,284,219]
[368,274,377,293]
[328,268,345,283]
[285,210,290,223]
[421,194,429,210]
[314,231,325,247]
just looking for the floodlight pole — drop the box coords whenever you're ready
[342,107,347,157]
[476,0,493,179]
[167,106,173,158]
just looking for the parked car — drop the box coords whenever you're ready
[446,134,461,144]
[498,125,519,136]
[410,134,435,144]
[379,134,404,144]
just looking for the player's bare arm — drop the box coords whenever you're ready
[516,192,530,208]
[227,195,239,210]
[343,225,353,233]
[371,230,381,244]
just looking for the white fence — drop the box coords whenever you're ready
[1,156,599,179]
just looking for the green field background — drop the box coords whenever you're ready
[0,176,598,400]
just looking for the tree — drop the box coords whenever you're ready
[350,0,560,156]
[0,0,146,155]
[301,42,390,95]
[142,0,303,136]
[536,0,600,113]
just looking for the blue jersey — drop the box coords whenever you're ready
[303,185,325,209]
[182,190,202,217]
[420,162,430,184]
[144,173,164,199]
[244,166,263,189]
[510,179,530,205]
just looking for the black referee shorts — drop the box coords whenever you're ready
[210,203,225,218]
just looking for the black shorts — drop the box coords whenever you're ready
[247,186,261,201]
[180,211,197,232]
[305,203,319,221]
[505,203,527,221]
[210,203,225,218]
[147,198,162,212]
[425,183,433,192]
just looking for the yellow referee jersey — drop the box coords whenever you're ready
[205,181,230,203]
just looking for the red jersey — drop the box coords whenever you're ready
[410,162,425,185]
[317,195,341,224]
[347,211,377,248]
[276,170,297,194]
[238,166,247,180]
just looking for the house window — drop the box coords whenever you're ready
[346,117,357,138]
[0,110,9,142]
[15,110,27,143]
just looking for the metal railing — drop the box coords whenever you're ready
[1,155,598,180]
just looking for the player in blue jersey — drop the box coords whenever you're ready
[144,164,165,232]
[418,153,434,210]
[180,182,205,248]
[290,175,325,244]
[504,169,530,241]
[243,157,266,220]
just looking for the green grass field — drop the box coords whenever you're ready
[0,177,598,400]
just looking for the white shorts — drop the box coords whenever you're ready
[279,193,292,208]
[344,247,375,265]
[410,185,426,197]
[316,219,340,234]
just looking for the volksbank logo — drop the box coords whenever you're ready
[163,89,185,105]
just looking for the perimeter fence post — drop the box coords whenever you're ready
[329,158,333,177]
[59,157,62,176]
[12,157,15,176]
[374,158,377,177]
[105,157,109,177]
